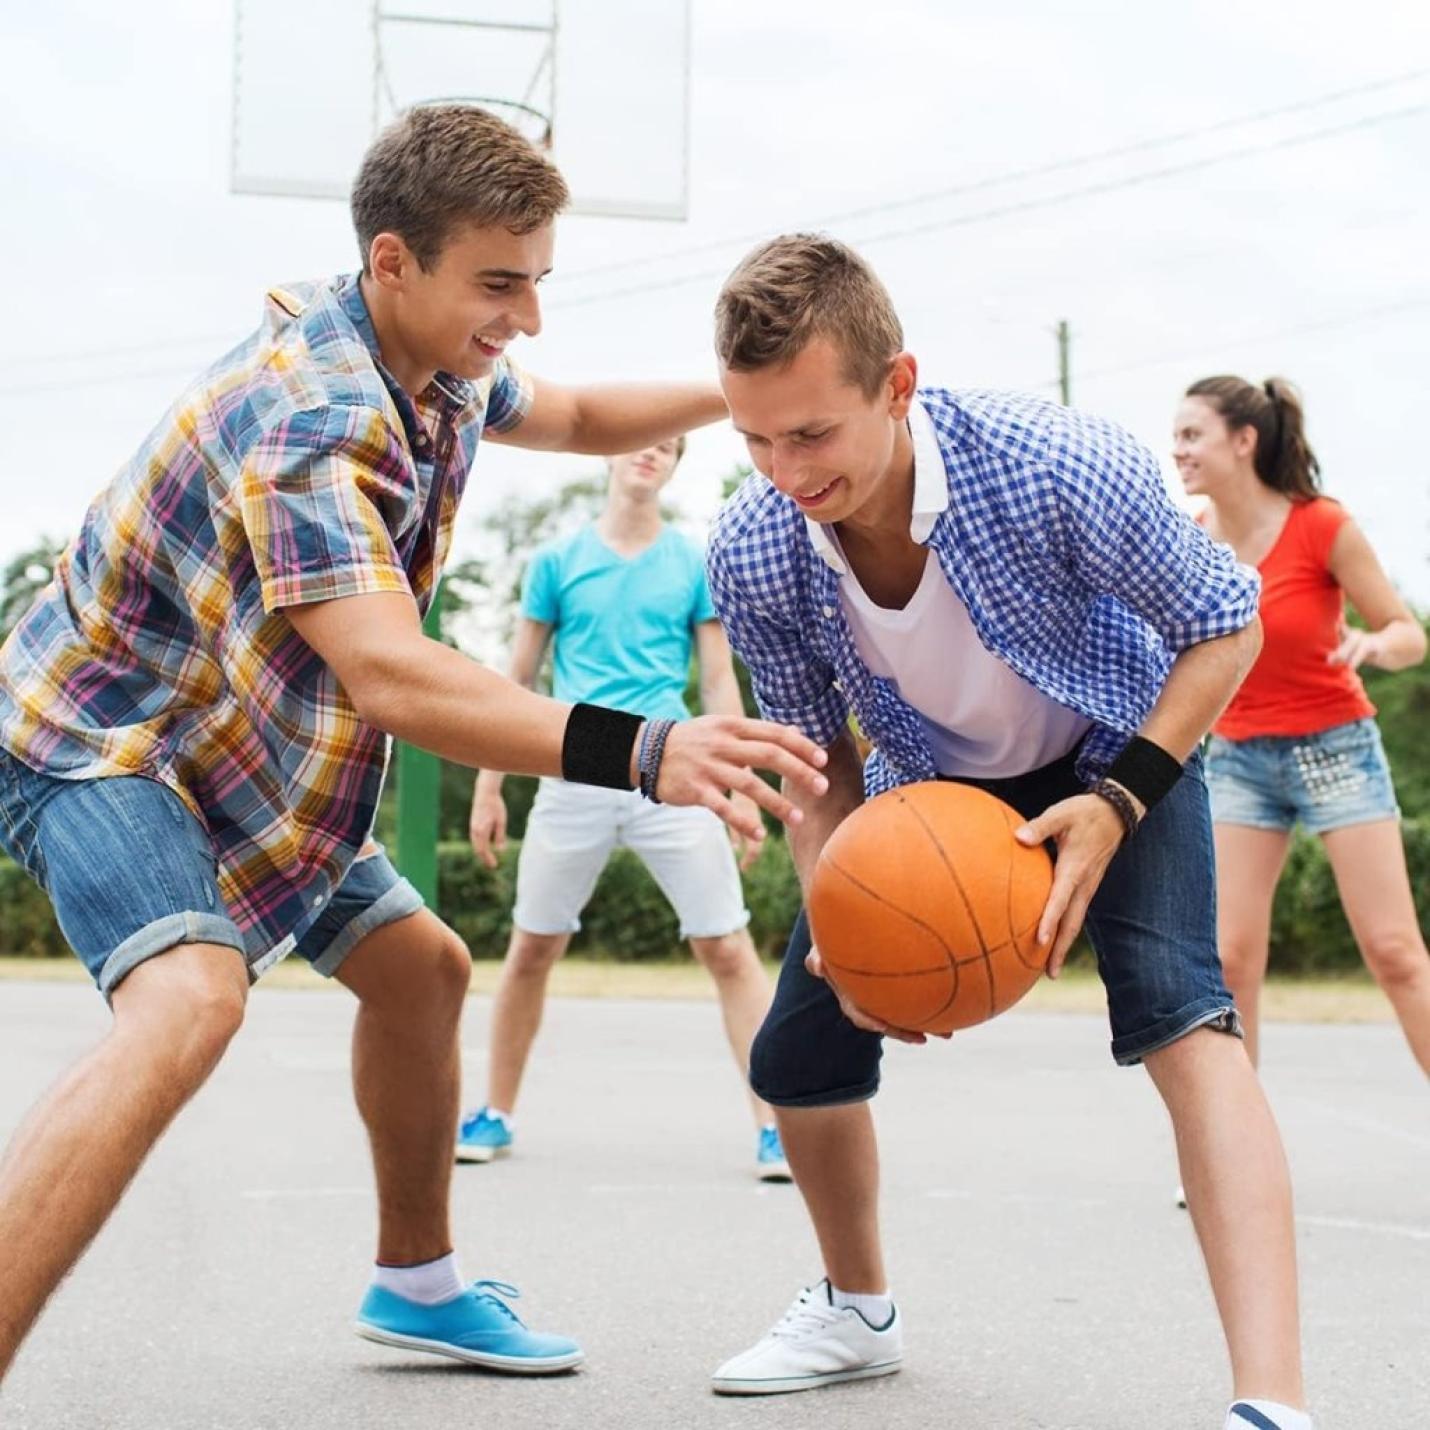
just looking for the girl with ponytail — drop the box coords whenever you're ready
[1172,376,1429,1078]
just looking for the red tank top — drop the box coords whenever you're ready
[1213,497,1375,741]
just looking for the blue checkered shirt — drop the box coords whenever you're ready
[707,388,1260,795]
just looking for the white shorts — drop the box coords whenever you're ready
[512,778,750,941]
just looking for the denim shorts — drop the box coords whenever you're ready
[749,746,1239,1105]
[1205,717,1400,835]
[0,750,424,999]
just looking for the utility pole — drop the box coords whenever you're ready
[1056,319,1071,405]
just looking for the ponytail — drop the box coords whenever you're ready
[1185,374,1321,500]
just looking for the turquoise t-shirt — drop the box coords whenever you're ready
[521,525,718,721]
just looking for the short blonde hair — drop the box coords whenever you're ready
[714,234,904,397]
[351,104,569,273]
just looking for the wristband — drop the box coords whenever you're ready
[1089,778,1140,842]
[1103,735,1183,812]
[561,703,643,790]
[638,717,677,803]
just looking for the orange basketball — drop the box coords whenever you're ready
[807,781,1053,1035]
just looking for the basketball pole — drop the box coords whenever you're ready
[394,586,443,906]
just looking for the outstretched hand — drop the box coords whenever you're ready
[1014,793,1129,977]
[656,715,828,846]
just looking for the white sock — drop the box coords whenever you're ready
[829,1283,894,1326]
[1226,1400,1314,1430]
[485,1107,513,1125]
[372,1251,465,1306]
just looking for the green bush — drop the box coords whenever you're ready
[4,817,1425,973]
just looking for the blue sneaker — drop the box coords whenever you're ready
[355,1279,583,1373]
[756,1124,792,1183]
[456,1106,513,1164]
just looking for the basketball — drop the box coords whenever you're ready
[807,781,1054,1035]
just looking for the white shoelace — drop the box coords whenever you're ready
[768,1288,847,1342]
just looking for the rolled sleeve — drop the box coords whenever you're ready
[706,536,849,746]
[483,356,534,436]
[240,405,415,614]
[1048,410,1261,651]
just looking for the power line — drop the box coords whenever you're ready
[548,100,1430,311]
[557,66,1430,284]
[1066,296,1430,387]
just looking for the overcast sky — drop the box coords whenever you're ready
[3,1,1427,603]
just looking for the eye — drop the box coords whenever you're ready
[483,281,512,294]
[797,429,830,445]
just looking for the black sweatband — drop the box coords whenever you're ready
[561,703,643,790]
[1104,735,1183,812]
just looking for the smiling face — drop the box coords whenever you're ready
[367,221,553,388]
[607,439,683,500]
[1171,395,1256,500]
[721,337,915,524]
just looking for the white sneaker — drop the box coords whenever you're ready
[1175,1184,1188,1209]
[711,1280,902,1396]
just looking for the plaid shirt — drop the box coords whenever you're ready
[708,388,1259,796]
[0,275,530,963]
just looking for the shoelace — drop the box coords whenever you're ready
[469,1280,526,1325]
[768,1290,846,1342]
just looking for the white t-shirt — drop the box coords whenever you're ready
[817,401,1092,779]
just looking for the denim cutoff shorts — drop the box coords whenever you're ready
[0,750,423,999]
[749,744,1240,1107]
[1205,717,1400,835]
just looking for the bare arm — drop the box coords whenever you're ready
[1017,618,1263,973]
[695,620,765,870]
[485,376,727,455]
[282,591,828,846]
[784,729,866,895]
[1328,521,1427,672]
[473,617,554,800]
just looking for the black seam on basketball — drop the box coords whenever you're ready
[816,855,963,1029]
[901,792,996,1022]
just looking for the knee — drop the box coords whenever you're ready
[1359,929,1430,990]
[421,928,475,1007]
[1217,940,1263,991]
[506,930,567,976]
[115,951,247,1081]
[691,930,758,982]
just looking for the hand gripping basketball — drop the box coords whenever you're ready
[808,782,1054,1037]
[655,715,828,844]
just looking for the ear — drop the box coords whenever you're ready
[367,232,412,290]
[1231,422,1259,462]
[887,351,919,419]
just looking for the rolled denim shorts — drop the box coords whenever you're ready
[750,745,1239,1106]
[1205,717,1400,835]
[0,749,423,999]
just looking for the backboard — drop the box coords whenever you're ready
[230,0,691,220]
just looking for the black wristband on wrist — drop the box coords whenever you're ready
[561,703,643,790]
[1104,735,1183,812]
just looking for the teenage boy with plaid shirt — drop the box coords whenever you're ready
[0,110,826,1387]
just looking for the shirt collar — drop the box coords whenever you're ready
[335,273,475,421]
[805,396,949,575]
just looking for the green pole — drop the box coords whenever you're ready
[394,587,444,907]
[1056,319,1071,405]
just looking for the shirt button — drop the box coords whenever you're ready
[313,895,324,907]
[822,605,835,618]
[832,679,843,691]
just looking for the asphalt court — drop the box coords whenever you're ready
[1,980,1424,1429]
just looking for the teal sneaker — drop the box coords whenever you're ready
[355,1279,583,1373]
[756,1124,792,1183]
[456,1106,513,1164]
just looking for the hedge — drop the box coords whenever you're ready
[3,821,1426,974]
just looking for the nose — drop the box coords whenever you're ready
[768,444,804,495]
[514,287,542,339]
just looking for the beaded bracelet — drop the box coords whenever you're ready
[638,718,677,803]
